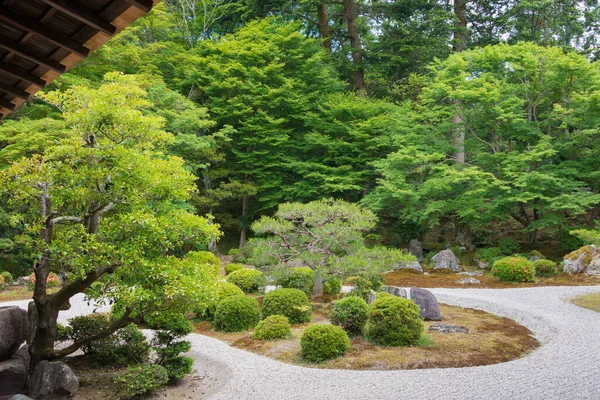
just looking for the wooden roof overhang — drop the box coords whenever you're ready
[0,0,161,118]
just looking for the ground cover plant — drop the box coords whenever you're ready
[571,292,600,312]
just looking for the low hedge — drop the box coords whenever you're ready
[261,288,311,324]
[492,256,535,282]
[533,259,558,277]
[253,315,291,340]
[329,296,369,336]
[227,268,265,293]
[213,295,261,332]
[364,296,423,347]
[300,324,350,363]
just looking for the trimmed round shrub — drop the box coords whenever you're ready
[225,263,244,275]
[0,271,13,284]
[329,296,369,336]
[300,324,350,363]
[323,278,342,295]
[492,256,535,282]
[253,315,291,340]
[115,364,169,399]
[213,295,261,332]
[227,268,264,293]
[279,267,315,295]
[364,296,423,347]
[533,259,558,277]
[261,288,311,324]
[498,238,520,255]
[201,281,244,317]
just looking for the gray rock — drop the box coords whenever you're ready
[0,307,28,361]
[0,346,30,397]
[458,271,483,276]
[29,361,79,400]
[408,239,424,262]
[367,290,377,305]
[8,395,35,400]
[478,261,490,269]
[15,277,30,286]
[430,250,460,272]
[563,245,600,275]
[457,277,481,285]
[391,261,423,273]
[428,323,469,333]
[529,255,542,262]
[380,286,408,299]
[410,287,442,321]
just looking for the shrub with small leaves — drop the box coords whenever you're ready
[498,238,520,255]
[225,263,244,275]
[0,271,13,284]
[201,281,245,318]
[323,278,342,295]
[301,324,350,363]
[146,312,194,381]
[214,295,261,332]
[364,296,423,347]
[261,288,311,324]
[228,248,240,257]
[115,364,169,399]
[533,259,558,277]
[227,268,265,293]
[450,246,462,258]
[347,271,383,302]
[279,267,315,295]
[474,247,503,263]
[187,251,220,276]
[492,257,535,282]
[253,315,291,340]
[329,296,369,336]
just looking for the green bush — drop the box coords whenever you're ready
[450,246,462,258]
[262,288,311,324]
[0,275,4,290]
[329,296,369,336]
[187,251,220,276]
[346,271,383,302]
[301,324,350,362]
[227,268,265,293]
[533,259,558,276]
[0,271,13,284]
[115,364,169,399]
[364,296,424,347]
[214,295,261,332]
[498,238,520,255]
[201,281,245,317]
[279,267,315,295]
[492,257,535,282]
[474,247,503,263]
[228,248,240,257]
[253,315,291,340]
[225,263,244,275]
[323,278,342,295]
[425,251,436,262]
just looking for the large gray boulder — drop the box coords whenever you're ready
[408,239,424,262]
[0,346,29,397]
[28,361,79,400]
[391,261,423,273]
[0,307,28,361]
[410,287,442,321]
[430,249,460,272]
[563,245,600,275]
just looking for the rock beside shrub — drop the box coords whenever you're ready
[430,250,460,272]
[364,296,423,347]
[262,288,311,324]
[410,287,442,321]
[0,306,28,361]
[492,257,535,282]
[28,361,79,400]
[253,315,291,340]
[214,295,261,332]
[301,324,349,363]
[0,346,29,397]
[563,245,600,275]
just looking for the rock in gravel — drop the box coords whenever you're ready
[428,324,469,334]
[430,250,460,272]
[410,287,442,321]
[0,346,30,397]
[457,277,481,285]
[380,286,408,299]
[563,245,600,275]
[0,307,28,361]
[391,261,423,273]
[408,239,424,262]
[29,361,79,400]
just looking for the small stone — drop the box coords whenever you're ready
[0,346,30,397]
[458,271,483,276]
[430,250,460,272]
[428,323,469,333]
[457,277,481,285]
[391,261,423,273]
[410,287,442,321]
[29,361,79,400]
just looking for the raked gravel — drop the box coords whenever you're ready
[4,285,600,400]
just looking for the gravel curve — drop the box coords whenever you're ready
[4,286,600,400]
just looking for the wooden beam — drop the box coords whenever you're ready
[0,82,30,100]
[38,0,117,36]
[0,98,16,111]
[122,0,154,13]
[0,63,46,88]
[0,33,66,74]
[0,7,90,58]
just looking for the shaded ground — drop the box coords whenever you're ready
[570,291,600,312]
[194,304,539,370]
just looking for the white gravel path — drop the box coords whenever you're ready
[4,286,600,400]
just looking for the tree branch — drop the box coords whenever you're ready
[50,216,82,225]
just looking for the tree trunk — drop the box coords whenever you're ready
[312,269,324,298]
[343,0,366,92]
[452,0,467,164]
[239,195,248,249]
[317,3,332,52]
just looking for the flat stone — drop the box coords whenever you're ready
[458,271,483,276]
[0,347,29,397]
[0,307,28,361]
[380,286,408,299]
[457,277,481,285]
[410,287,442,321]
[29,361,79,400]
[430,250,460,272]
[391,261,423,273]
[428,323,469,333]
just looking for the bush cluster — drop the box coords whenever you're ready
[227,268,265,293]
[253,315,291,340]
[346,271,384,302]
[115,364,169,399]
[300,324,350,363]
[492,257,535,282]
[225,263,244,275]
[201,281,245,318]
[533,259,558,276]
[364,296,423,347]
[187,251,220,276]
[329,296,369,336]
[498,238,520,255]
[214,295,261,332]
[323,278,342,295]
[279,267,315,295]
[0,271,13,284]
[261,288,311,324]
[474,247,503,263]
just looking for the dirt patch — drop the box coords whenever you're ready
[194,304,540,370]
[571,291,600,312]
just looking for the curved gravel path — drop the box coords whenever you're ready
[4,286,600,400]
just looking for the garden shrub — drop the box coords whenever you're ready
[201,281,245,317]
[227,268,265,293]
[533,259,558,277]
[228,248,240,257]
[0,275,4,290]
[214,295,261,332]
[492,257,535,282]
[0,271,13,284]
[346,271,384,301]
[364,296,424,347]
[329,296,369,336]
[261,288,311,324]
[28,272,60,289]
[225,263,244,275]
[498,238,520,255]
[425,251,436,262]
[252,315,291,340]
[450,246,462,258]
[323,278,342,295]
[187,251,220,276]
[115,364,169,399]
[55,323,71,342]
[300,324,350,363]
[474,247,503,263]
[279,267,315,295]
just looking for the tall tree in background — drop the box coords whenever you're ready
[343,0,366,91]
[451,0,467,163]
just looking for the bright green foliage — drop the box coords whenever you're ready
[252,315,291,340]
[346,271,384,302]
[450,246,462,258]
[187,251,220,276]
[300,324,350,363]
[0,271,13,284]
[261,288,311,324]
[224,263,244,275]
[202,281,244,317]
[492,257,536,283]
[498,238,520,255]
[115,364,169,399]
[228,249,240,257]
[329,296,369,336]
[474,248,503,263]
[571,228,600,246]
[533,259,559,277]
[364,296,424,347]
[226,268,264,293]
[279,268,315,295]
[323,278,342,295]
[149,313,194,380]
[213,295,261,332]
